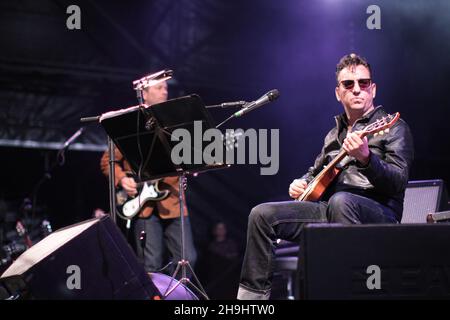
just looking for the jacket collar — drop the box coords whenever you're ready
[334,105,384,130]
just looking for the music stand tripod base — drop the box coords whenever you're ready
[163,174,209,300]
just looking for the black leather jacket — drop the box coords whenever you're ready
[301,106,414,221]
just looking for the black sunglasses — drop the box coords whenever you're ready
[339,78,372,90]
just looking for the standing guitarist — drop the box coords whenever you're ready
[237,53,414,300]
[100,79,197,274]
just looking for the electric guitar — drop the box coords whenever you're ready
[116,176,170,219]
[296,112,400,202]
[116,130,244,220]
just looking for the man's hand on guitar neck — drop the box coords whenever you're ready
[343,131,370,166]
[120,176,138,197]
[289,179,308,199]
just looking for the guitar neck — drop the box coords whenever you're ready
[136,181,146,188]
[316,148,347,179]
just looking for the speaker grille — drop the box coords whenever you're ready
[402,180,443,223]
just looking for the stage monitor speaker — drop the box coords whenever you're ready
[0,216,161,300]
[299,223,450,300]
[402,179,447,223]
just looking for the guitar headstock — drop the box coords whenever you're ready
[363,112,400,137]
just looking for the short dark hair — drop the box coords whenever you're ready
[335,53,372,85]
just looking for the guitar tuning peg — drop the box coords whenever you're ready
[385,128,390,133]
[374,132,378,137]
[379,130,384,135]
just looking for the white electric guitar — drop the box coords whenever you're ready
[117,131,242,220]
[116,177,170,219]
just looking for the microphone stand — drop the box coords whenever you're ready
[216,114,236,129]
[205,100,249,128]
[216,103,250,128]
[205,101,247,109]
[80,116,117,225]
[30,127,85,220]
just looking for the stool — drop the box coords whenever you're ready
[273,240,299,300]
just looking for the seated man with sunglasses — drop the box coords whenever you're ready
[237,53,414,300]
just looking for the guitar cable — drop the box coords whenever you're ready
[136,106,144,181]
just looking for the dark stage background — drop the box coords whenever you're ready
[1,0,450,299]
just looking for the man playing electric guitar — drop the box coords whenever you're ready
[237,53,414,300]
[100,79,197,274]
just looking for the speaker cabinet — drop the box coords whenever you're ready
[402,179,447,223]
[0,216,161,299]
[299,223,450,299]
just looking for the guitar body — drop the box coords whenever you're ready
[298,167,341,201]
[116,179,170,219]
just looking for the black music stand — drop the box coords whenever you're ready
[100,94,228,300]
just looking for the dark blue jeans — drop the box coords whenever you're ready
[237,191,398,299]
[133,214,197,275]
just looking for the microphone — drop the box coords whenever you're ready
[233,89,280,117]
[63,127,84,148]
[133,69,173,91]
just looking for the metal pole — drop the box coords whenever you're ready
[108,136,117,224]
[179,175,186,276]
